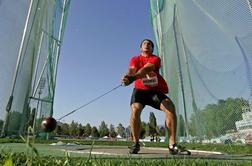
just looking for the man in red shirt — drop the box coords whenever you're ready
[122,39,190,155]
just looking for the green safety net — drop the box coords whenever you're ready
[0,0,70,136]
[150,0,252,142]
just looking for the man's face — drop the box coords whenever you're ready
[141,40,153,53]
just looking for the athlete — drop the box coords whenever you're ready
[122,39,190,155]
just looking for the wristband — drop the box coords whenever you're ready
[127,75,137,84]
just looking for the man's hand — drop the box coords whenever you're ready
[122,74,137,86]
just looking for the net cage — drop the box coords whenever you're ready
[0,0,70,136]
[150,0,252,144]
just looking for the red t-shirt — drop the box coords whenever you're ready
[129,54,169,94]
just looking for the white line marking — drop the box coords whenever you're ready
[143,147,223,155]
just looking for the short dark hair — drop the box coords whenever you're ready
[140,39,154,50]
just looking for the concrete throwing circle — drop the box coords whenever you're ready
[59,145,251,160]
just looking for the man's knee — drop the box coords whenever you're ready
[160,98,176,113]
[131,103,143,116]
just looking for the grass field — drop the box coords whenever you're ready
[1,138,252,165]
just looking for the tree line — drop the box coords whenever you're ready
[0,110,166,140]
[53,111,166,140]
[188,97,248,138]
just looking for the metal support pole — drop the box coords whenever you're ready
[172,5,189,137]
[1,0,35,137]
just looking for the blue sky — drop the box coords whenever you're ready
[53,0,166,127]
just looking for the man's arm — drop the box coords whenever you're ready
[122,67,136,86]
[122,63,156,86]
[134,63,155,79]
[127,66,137,75]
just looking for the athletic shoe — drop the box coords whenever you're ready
[168,143,191,155]
[129,142,140,154]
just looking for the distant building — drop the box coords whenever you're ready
[235,108,252,133]
[140,136,165,142]
[235,105,252,144]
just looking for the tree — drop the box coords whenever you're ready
[8,111,22,135]
[61,123,70,135]
[0,119,3,131]
[189,97,247,138]
[144,123,150,137]
[77,123,84,137]
[91,126,100,137]
[140,121,147,139]
[99,121,109,137]
[117,123,126,138]
[84,123,92,137]
[149,112,157,141]
[69,121,78,136]
[125,125,131,140]
[177,114,186,137]
[55,122,63,135]
[158,126,166,136]
[109,124,117,138]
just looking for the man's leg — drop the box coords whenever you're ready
[130,102,144,143]
[129,102,144,154]
[160,97,191,155]
[160,98,177,146]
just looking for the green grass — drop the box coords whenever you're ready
[1,151,252,166]
[1,138,252,165]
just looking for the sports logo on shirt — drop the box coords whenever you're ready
[142,71,158,87]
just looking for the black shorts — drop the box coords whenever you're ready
[130,88,169,110]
